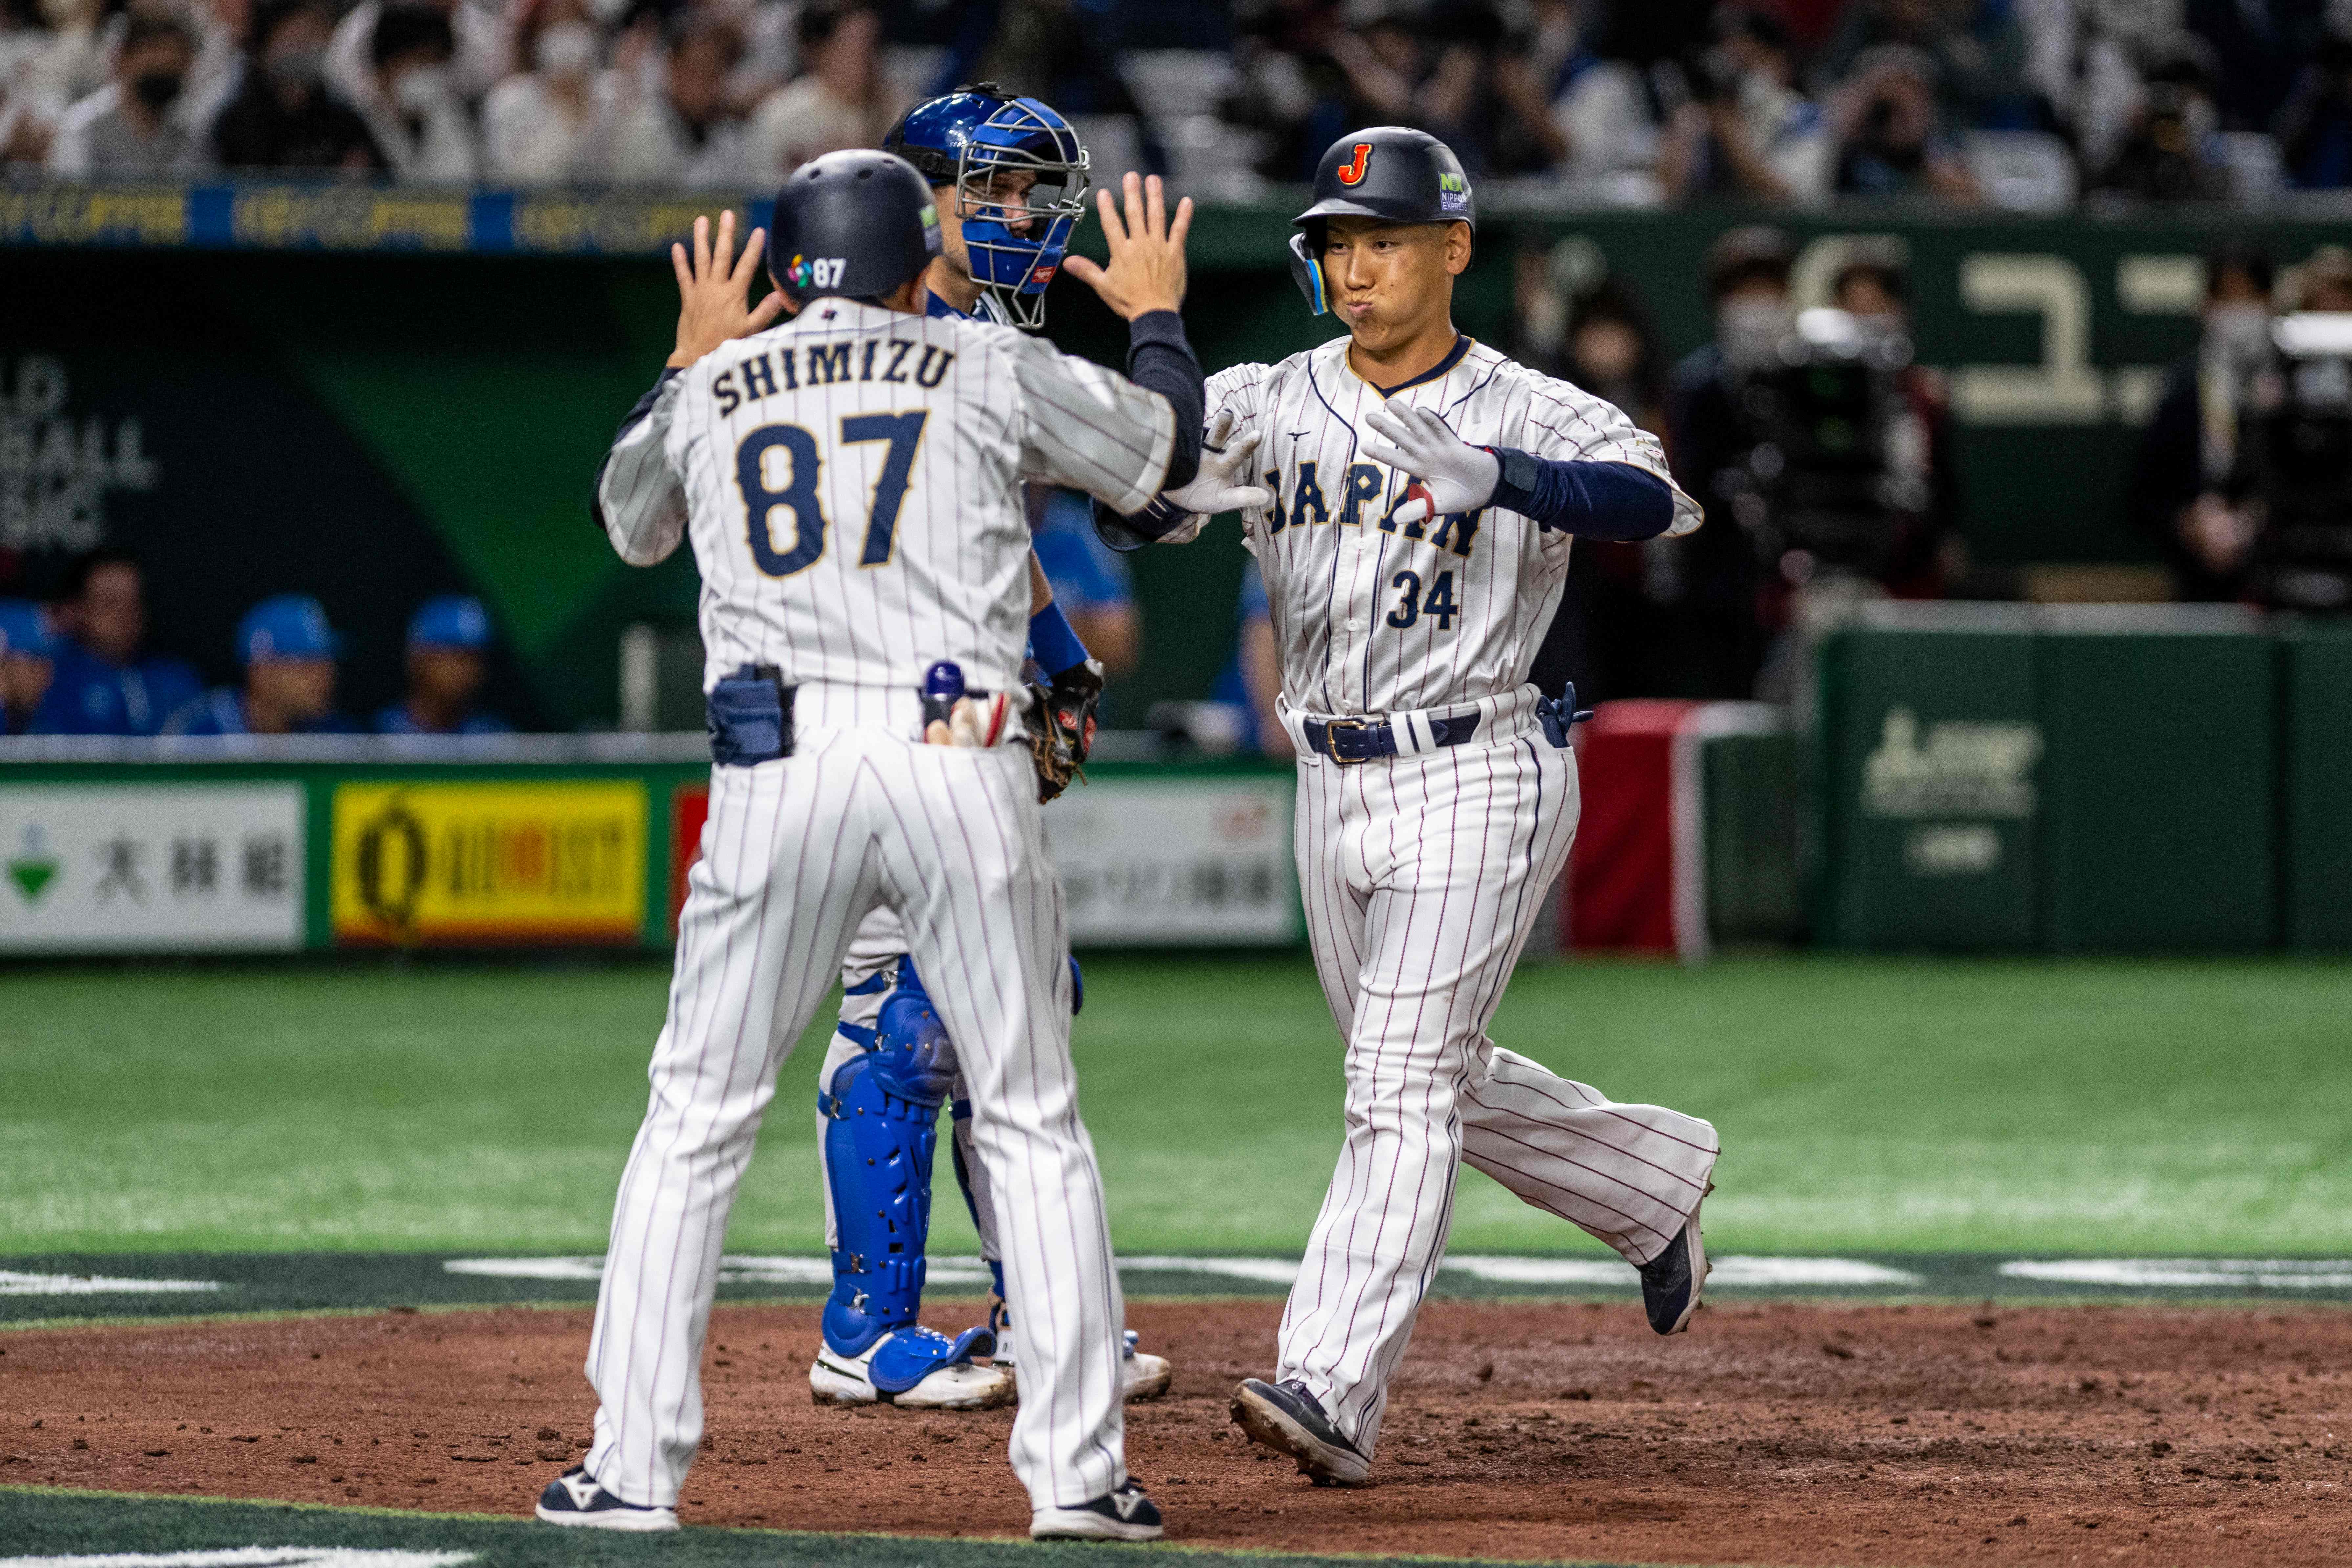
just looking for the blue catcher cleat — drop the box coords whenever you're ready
[812,958,1013,1410]
[811,1320,1012,1410]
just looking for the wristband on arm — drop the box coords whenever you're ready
[1026,599,1090,680]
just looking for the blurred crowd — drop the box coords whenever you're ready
[5,0,2352,202]
[0,552,511,736]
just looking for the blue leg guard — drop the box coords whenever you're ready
[820,958,992,1394]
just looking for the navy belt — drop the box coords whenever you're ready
[1301,711,1481,764]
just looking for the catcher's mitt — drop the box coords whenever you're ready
[1024,658,1104,803]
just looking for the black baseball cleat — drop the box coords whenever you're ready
[1031,1478,1164,1540]
[534,1464,679,1531]
[1231,1377,1372,1486]
[1638,1200,1711,1335]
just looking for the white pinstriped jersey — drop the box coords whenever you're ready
[599,297,1175,696]
[1201,335,1698,717]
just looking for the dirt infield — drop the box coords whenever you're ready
[6,1297,2349,1566]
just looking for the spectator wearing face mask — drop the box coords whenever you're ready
[1660,226,1796,698]
[611,18,745,185]
[2125,242,2276,600]
[746,2,883,179]
[211,0,387,171]
[326,0,512,113]
[481,0,616,181]
[356,1,477,182]
[1831,247,1959,598]
[48,12,203,175]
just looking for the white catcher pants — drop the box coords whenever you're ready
[1281,705,1719,1456]
[582,691,1127,1513]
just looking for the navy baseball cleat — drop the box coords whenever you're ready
[1031,1478,1164,1541]
[1231,1377,1372,1486]
[1638,1196,1711,1335]
[534,1465,678,1531]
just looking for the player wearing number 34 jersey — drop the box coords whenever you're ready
[1109,127,1724,1488]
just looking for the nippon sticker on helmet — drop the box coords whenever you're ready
[1335,142,1373,185]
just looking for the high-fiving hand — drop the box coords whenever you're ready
[1061,172,1192,321]
[1361,403,1500,528]
[1160,408,1275,526]
[667,210,787,369]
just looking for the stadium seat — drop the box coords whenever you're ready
[1959,130,2079,214]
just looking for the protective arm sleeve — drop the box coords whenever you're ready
[592,368,688,566]
[1487,450,1677,541]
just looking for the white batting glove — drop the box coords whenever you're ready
[1361,403,1500,529]
[1159,407,1274,522]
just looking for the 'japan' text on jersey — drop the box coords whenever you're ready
[1194,336,1699,717]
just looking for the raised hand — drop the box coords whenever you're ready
[1361,403,1500,528]
[666,210,787,369]
[1061,172,1192,322]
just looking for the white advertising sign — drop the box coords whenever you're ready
[0,785,305,951]
[1048,776,1297,945]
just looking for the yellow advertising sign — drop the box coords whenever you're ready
[331,782,646,945]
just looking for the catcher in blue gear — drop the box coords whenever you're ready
[807,84,1170,1413]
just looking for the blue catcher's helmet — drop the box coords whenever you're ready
[883,81,1089,330]
[767,148,941,307]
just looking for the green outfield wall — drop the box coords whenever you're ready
[1815,606,2350,952]
[11,186,2352,730]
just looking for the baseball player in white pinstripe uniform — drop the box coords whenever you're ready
[1113,127,1722,1488]
[536,154,1208,1540]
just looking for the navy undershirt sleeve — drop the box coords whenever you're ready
[1123,309,1203,492]
[1487,449,1675,541]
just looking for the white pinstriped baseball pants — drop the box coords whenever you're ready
[1281,717,1719,1456]
[582,690,1127,1513]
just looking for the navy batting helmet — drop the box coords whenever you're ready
[768,149,941,307]
[1287,127,1474,315]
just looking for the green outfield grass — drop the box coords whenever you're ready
[4,954,2349,1258]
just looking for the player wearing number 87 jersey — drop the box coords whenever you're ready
[1112,126,1723,1487]
[545,151,1205,1541]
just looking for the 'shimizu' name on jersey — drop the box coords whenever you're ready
[597,298,1174,696]
[1200,336,1698,718]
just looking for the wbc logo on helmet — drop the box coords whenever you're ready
[1335,143,1373,185]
